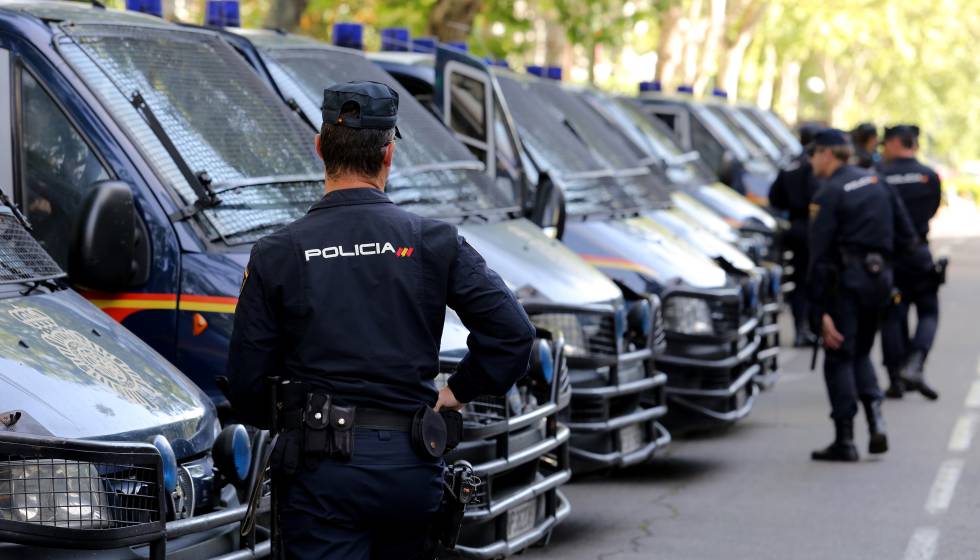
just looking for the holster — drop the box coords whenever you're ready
[412,406,448,459]
[271,392,357,475]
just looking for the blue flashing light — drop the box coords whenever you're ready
[712,87,728,99]
[411,37,437,54]
[333,22,364,50]
[526,65,544,77]
[204,0,240,27]
[230,425,252,481]
[677,85,694,95]
[380,27,410,52]
[126,0,162,17]
[152,435,178,493]
[494,59,511,69]
[447,41,468,52]
[536,340,554,383]
[546,66,562,81]
[639,80,662,93]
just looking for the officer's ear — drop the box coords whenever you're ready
[314,134,323,161]
[383,141,395,168]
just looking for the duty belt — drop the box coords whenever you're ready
[279,406,413,432]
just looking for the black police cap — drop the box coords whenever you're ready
[322,81,401,138]
[883,124,920,141]
[812,128,850,147]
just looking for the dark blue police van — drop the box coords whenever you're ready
[217,27,672,483]
[0,201,263,557]
[372,49,760,433]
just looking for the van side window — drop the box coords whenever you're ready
[19,70,109,267]
[445,65,492,169]
[690,118,724,174]
[493,99,520,198]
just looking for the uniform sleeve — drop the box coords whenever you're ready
[926,171,942,222]
[227,242,282,428]
[445,235,535,403]
[768,169,788,210]
[806,184,842,323]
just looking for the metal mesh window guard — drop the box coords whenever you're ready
[258,44,516,216]
[57,23,322,244]
[0,212,65,284]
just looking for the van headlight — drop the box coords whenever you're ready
[663,296,714,335]
[0,460,110,528]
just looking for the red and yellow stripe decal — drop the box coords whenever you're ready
[81,291,238,322]
[579,254,660,279]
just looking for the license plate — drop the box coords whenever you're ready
[619,423,645,453]
[507,500,537,539]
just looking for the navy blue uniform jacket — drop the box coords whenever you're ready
[768,153,818,244]
[807,165,917,318]
[876,157,942,241]
[228,188,535,428]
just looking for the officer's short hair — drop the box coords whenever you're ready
[318,101,397,180]
[824,145,854,162]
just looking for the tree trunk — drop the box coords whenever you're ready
[428,0,484,43]
[680,0,705,86]
[756,43,777,109]
[693,0,727,96]
[775,60,801,124]
[715,0,764,101]
[655,4,684,88]
[545,18,565,65]
[263,0,308,32]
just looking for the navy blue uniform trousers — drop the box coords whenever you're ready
[279,428,444,559]
[881,288,940,369]
[824,289,884,419]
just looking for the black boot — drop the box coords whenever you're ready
[862,399,889,454]
[812,419,859,462]
[901,351,939,401]
[885,367,904,399]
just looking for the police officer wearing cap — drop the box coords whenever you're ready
[228,81,535,559]
[850,122,880,169]
[877,124,943,400]
[768,124,822,347]
[807,128,916,462]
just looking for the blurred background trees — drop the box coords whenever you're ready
[121,0,980,165]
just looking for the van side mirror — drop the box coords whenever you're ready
[69,181,148,292]
[531,173,566,239]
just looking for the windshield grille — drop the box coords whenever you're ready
[58,24,321,242]
[259,46,515,216]
[0,213,65,285]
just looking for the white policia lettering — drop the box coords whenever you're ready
[885,173,927,185]
[305,242,397,261]
[843,175,877,192]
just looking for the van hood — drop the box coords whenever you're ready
[460,218,622,305]
[0,290,214,458]
[642,210,756,272]
[561,218,728,296]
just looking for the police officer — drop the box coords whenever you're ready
[878,124,943,400]
[807,129,916,462]
[227,81,535,559]
[850,122,880,169]
[768,124,821,347]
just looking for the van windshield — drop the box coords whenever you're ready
[58,24,323,245]
[0,209,65,286]
[252,41,516,217]
[496,74,653,218]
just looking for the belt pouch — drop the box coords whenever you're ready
[864,252,885,276]
[412,406,448,459]
[303,394,331,464]
[329,404,356,461]
[440,410,464,453]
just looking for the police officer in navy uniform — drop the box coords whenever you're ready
[849,122,880,169]
[768,124,822,347]
[807,129,916,462]
[227,81,535,559]
[877,124,943,400]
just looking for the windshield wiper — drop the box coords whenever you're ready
[387,161,485,182]
[558,166,651,182]
[130,90,220,221]
[211,174,324,195]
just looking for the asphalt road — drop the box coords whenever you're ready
[522,235,980,560]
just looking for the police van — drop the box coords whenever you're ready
[737,104,804,162]
[636,84,780,206]
[0,202,264,557]
[372,49,760,434]
[216,25,672,485]
[569,87,784,385]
